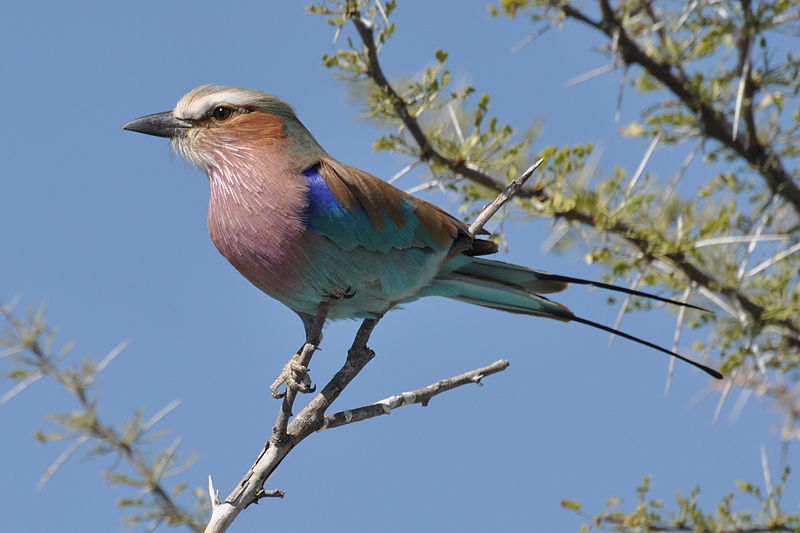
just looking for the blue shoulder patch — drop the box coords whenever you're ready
[301,164,428,252]
[303,166,339,207]
[302,165,348,231]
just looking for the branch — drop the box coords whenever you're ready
[272,300,330,442]
[468,160,542,236]
[350,13,542,197]
[204,316,509,532]
[204,319,379,533]
[595,514,795,533]
[320,359,510,430]
[347,9,800,349]
[585,0,800,213]
[0,304,202,531]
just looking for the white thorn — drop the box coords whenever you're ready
[208,475,221,509]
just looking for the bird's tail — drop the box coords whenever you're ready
[428,258,722,379]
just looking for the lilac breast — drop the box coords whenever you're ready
[206,163,311,301]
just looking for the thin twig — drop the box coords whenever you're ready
[732,58,750,141]
[744,241,800,279]
[373,0,389,25]
[151,437,183,482]
[625,133,660,198]
[695,234,788,248]
[387,161,419,184]
[761,445,778,518]
[468,159,543,236]
[447,102,465,144]
[142,399,183,434]
[713,379,733,424]
[729,387,753,423]
[0,369,44,404]
[666,286,693,396]
[37,435,90,490]
[320,360,510,430]
[85,339,130,386]
[208,476,220,510]
[564,64,616,87]
[0,345,24,360]
[737,195,779,280]
[609,270,645,349]
[663,141,701,201]
[509,25,550,54]
[615,66,627,123]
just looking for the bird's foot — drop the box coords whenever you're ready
[329,286,356,300]
[270,353,316,399]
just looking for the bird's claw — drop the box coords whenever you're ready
[270,353,316,399]
[329,286,356,300]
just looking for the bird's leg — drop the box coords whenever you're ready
[270,306,329,399]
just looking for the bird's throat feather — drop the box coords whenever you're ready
[205,136,309,297]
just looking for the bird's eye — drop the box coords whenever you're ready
[212,106,234,121]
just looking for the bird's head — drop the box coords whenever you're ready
[124,85,325,172]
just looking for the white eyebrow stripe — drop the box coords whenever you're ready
[173,85,291,120]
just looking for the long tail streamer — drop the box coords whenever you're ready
[570,314,723,379]
[536,272,713,313]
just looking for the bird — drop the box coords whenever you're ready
[123,85,722,382]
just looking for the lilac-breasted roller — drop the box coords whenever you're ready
[124,85,721,380]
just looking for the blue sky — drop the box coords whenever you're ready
[1,1,788,532]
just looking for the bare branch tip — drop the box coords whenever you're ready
[208,475,221,509]
[467,159,544,236]
[255,489,286,500]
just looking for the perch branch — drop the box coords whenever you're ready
[272,300,331,443]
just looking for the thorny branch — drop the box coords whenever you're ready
[554,0,800,215]
[350,11,538,197]
[0,303,203,532]
[587,0,800,213]
[592,514,796,532]
[348,9,800,350]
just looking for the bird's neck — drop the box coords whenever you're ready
[207,138,308,214]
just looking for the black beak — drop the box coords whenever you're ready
[123,111,191,138]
